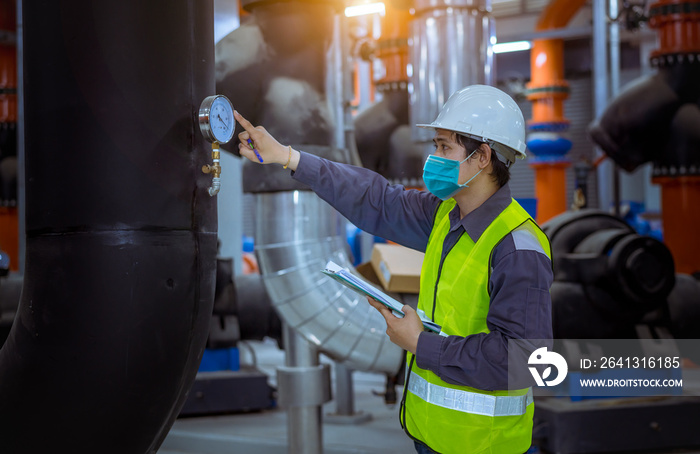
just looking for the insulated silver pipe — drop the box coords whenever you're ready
[410,0,494,145]
[255,191,404,375]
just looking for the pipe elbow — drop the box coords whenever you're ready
[535,0,588,31]
[208,179,221,197]
[589,73,681,172]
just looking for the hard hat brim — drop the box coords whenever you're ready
[415,122,526,163]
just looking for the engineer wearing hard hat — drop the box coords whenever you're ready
[234,84,553,454]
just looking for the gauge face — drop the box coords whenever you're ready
[199,95,235,144]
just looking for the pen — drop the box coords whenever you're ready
[247,139,263,163]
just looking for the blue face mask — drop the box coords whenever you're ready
[422,150,483,200]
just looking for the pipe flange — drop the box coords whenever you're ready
[527,121,571,132]
[648,0,700,21]
[650,52,700,67]
[652,164,700,177]
[524,84,571,101]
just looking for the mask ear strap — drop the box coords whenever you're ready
[461,148,478,163]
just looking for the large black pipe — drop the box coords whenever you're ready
[354,90,424,181]
[588,63,700,174]
[0,2,216,453]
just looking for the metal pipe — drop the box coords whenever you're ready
[331,13,345,153]
[340,13,362,168]
[255,191,403,375]
[0,2,217,452]
[279,324,329,454]
[410,0,494,146]
[610,0,622,217]
[593,0,613,212]
[334,362,355,416]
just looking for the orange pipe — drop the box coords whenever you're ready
[376,5,411,87]
[527,0,587,124]
[532,161,569,223]
[652,176,700,274]
[528,0,586,224]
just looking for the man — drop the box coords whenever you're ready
[234,84,553,454]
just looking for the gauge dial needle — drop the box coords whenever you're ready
[217,114,229,130]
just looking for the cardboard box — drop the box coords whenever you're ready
[355,261,384,288]
[370,243,424,294]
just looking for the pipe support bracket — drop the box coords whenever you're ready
[277,364,332,408]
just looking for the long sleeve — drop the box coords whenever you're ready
[291,151,439,252]
[415,233,553,390]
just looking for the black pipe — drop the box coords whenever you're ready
[0,2,216,453]
[588,63,700,174]
[354,89,425,181]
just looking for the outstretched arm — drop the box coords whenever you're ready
[234,110,440,250]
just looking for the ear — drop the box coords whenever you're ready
[477,144,492,169]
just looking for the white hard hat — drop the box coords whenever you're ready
[417,84,527,163]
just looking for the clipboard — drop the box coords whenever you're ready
[322,261,446,336]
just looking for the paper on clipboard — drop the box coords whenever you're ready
[322,260,446,336]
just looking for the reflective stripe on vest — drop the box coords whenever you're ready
[408,371,533,417]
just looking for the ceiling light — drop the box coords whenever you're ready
[493,41,532,54]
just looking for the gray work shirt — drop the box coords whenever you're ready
[292,151,553,391]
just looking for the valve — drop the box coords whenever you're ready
[202,142,222,197]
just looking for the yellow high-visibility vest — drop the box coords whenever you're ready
[402,198,551,454]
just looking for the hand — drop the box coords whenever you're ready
[234,110,298,169]
[366,298,423,354]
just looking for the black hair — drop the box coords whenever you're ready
[456,133,511,188]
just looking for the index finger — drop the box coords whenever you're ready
[233,110,256,134]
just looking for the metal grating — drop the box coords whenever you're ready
[564,77,597,209]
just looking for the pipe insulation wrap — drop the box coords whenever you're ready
[254,191,404,375]
[0,2,217,453]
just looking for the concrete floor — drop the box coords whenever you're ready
[159,338,415,454]
[158,339,700,454]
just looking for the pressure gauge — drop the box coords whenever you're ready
[198,95,235,144]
